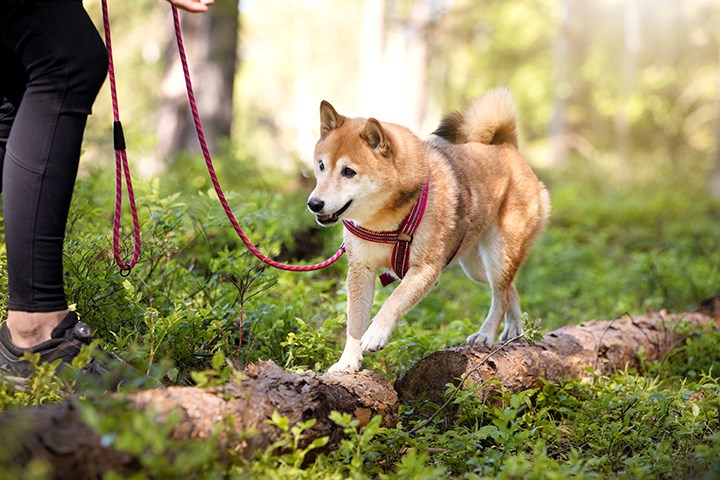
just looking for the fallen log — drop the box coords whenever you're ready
[1,297,718,477]
[395,309,720,405]
[0,361,398,479]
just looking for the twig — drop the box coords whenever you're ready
[592,312,629,374]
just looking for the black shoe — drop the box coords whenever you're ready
[0,311,157,391]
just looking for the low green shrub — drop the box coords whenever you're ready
[1,155,719,478]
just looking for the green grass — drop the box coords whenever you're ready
[0,154,719,478]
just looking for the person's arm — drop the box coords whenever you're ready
[165,0,214,13]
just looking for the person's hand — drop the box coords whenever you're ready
[165,0,214,13]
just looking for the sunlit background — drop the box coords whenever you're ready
[83,0,720,193]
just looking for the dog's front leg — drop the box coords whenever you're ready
[361,265,442,352]
[327,263,376,373]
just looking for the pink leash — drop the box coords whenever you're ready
[169,7,346,272]
[101,0,141,271]
[101,2,345,272]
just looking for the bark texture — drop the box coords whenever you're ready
[396,310,719,405]
[0,361,397,479]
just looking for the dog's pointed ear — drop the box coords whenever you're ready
[319,101,345,139]
[362,118,392,157]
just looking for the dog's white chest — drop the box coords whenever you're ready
[344,236,394,270]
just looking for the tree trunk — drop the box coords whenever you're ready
[710,43,720,197]
[405,0,431,134]
[0,361,398,479]
[614,0,640,170]
[547,0,571,167]
[155,2,239,171]
[357,0,387,117]
[396,310,719,406]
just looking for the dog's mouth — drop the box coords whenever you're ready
[316,200,352,226]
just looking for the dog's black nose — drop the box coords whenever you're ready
[307,197,325,213]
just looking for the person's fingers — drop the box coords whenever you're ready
[166,0,214,13]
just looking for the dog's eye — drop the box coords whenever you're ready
[318,160,325,172]
[341,167,356,178]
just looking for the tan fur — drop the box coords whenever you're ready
[308,87,551,372]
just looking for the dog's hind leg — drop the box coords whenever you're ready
[459,247,489,285]
[466,282,511,347]
[464,234,519,347]
[499,282,523,341]
[460,247,504,346]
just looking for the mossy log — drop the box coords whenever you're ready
[395,309,719,405]
[0,361,398,479]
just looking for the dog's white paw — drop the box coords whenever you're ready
[361,323,391,352]
[327,357,361,373]
[466,330,494,347]
[499,322,523,341]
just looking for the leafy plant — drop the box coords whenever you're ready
[1,154,720,478]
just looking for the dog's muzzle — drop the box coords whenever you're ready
[309,199,352,226]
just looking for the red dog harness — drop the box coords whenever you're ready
[342,181,430,286]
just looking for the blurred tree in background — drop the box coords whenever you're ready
[156,0,239,170]
[83,0,720,192]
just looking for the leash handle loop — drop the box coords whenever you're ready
[101,0,141,272]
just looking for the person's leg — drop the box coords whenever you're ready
[0,97,14,189]
[0,0,107,348]
[0,31,27,198]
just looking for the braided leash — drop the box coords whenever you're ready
[169,6,346,271]
[101,3,346,273]
[101,0,141,271]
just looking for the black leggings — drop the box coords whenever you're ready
[0,0,107,312]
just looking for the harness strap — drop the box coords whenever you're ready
[343,180,430,286]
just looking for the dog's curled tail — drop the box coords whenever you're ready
[432,87,518,148]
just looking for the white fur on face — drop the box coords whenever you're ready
[308,154,390,225]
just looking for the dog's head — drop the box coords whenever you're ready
[307,101,399,227]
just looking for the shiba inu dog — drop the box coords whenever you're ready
[307,87,551,372]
